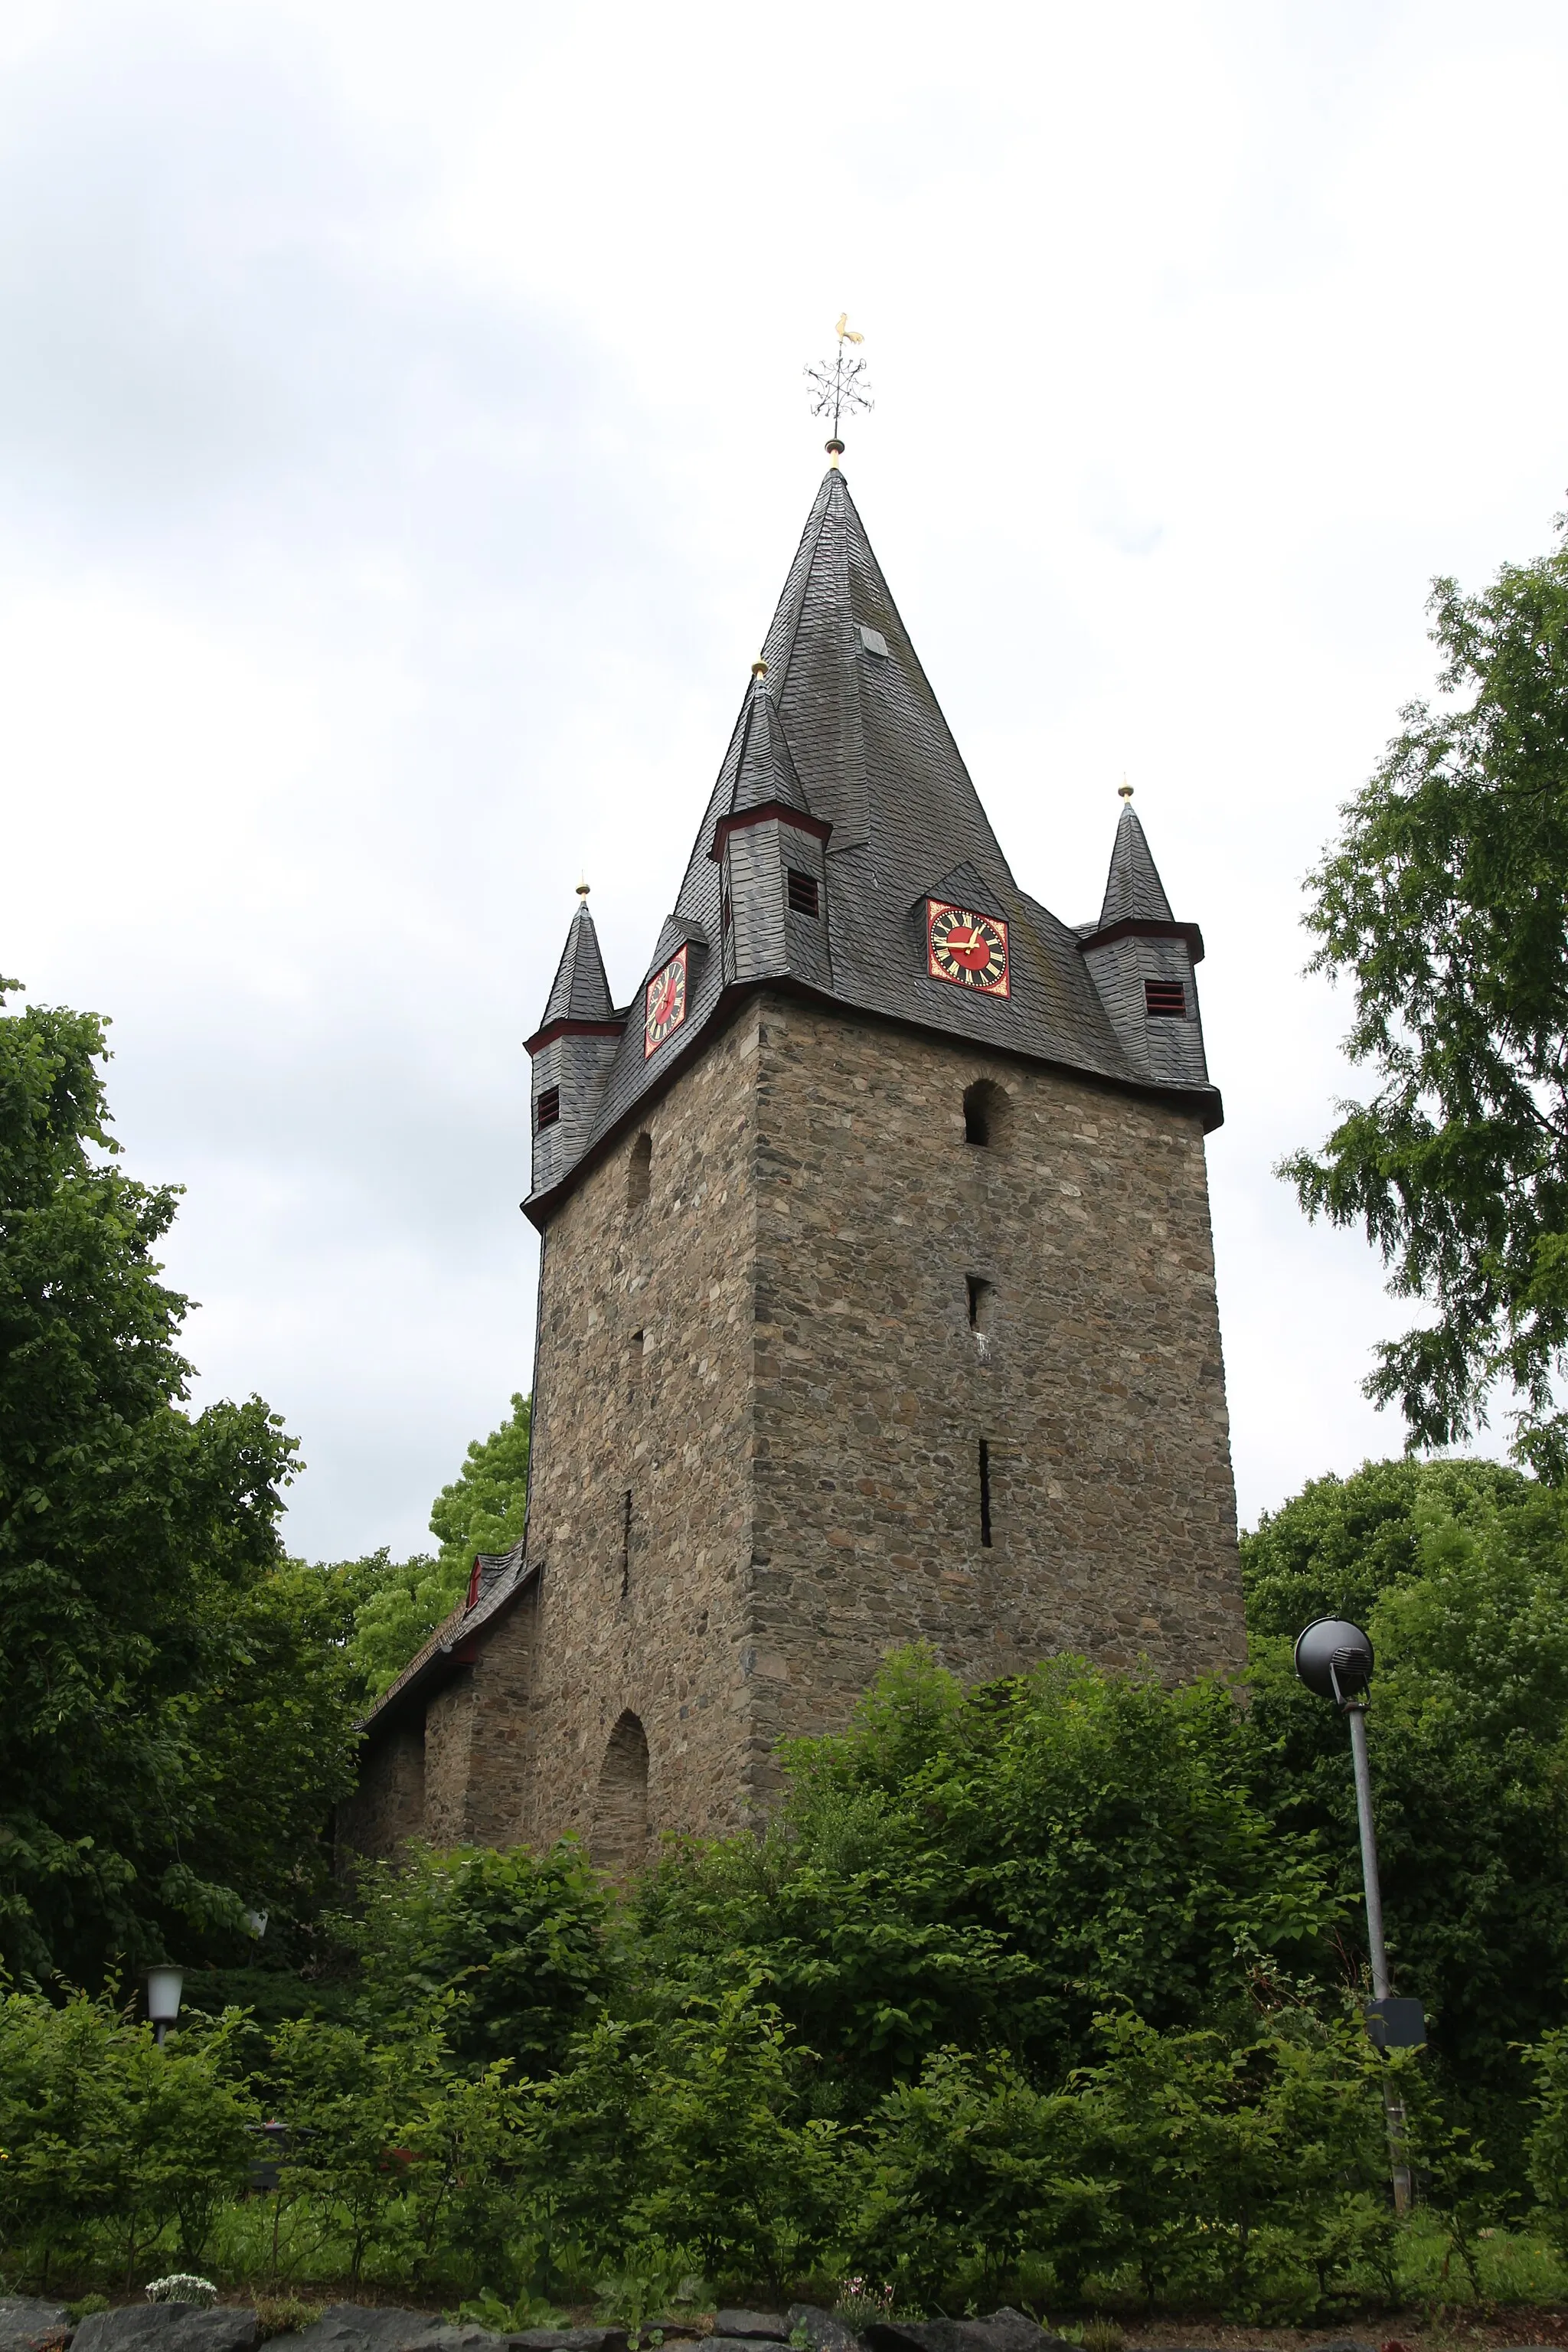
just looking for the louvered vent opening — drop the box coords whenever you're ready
[787,867,819,917]
[536,1086,560,1129]
[1145,978,1187,1018]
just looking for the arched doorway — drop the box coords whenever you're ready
[590,1710,649,1877]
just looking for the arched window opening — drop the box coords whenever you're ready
[627,1131,652,1209]
[963,1079,1010,1148]
[590,1711,650,1877]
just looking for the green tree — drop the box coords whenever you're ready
[347,1842,614,2075]
[1282,512,1568,1475]
[638,1648,1337,2109]
[347,1393,531,1699]
[1241,1458,1568,2161]
[0,1984,257,2285]
[0,983,359,1986]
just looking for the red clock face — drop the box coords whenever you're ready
[926,900,1010,997]
[643,946,688,1057]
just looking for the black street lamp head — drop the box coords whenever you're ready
[1295,1616,1375,1707]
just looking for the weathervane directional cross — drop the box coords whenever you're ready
[805,312,872,462]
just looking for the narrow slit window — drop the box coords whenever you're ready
[536,1086,560,1131]
[966,1276,995,1334]
[723,889,733,933]
[1145,978,1187,1018]
[787,867,820,918]
[629,1329,645,1387]
[628,1131,652,1208]
[963,1079,1008,1146]
[978,1440,994,1548]
[621,1488,632,1598]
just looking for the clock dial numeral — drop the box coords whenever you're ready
[926,900,1011,998]
[643,946,689,1057]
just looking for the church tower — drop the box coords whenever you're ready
[341,460,1245,1876]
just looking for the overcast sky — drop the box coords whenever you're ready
[3,0,1565,1560]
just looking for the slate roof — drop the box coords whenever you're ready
[1099,799,1175,927]
[722,666,813,824]
[536,897,616,1033]
[526,463,1217,1219]
[360,1544,532,1732]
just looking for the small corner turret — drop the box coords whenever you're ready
[526,887,623,1196]
[1079,788,1214,1112]
[709,662,833,995]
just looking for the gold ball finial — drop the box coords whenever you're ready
[576,877,590,898]
[1118,776,1134,801]
[751,658,768,679]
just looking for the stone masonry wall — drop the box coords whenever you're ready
[745,998,1243,1789]
[517,1011,762,1851]
[400,991,1243,1861]
[336,1720,425,1867]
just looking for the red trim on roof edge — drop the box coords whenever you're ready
[525,1018,626,1058]
[1078,916,1205,964]
[709,802,833,861]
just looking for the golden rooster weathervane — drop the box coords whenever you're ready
[805,313,872,462]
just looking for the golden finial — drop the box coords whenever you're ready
[751,658,768,678]
[576,876,590,898]
[1119,776,1134,801]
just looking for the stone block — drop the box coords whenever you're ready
[0,2301,72,2352]
[74,2311,257,2352]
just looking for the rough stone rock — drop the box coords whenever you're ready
[784,2313,858,2352]
[74,2311,257,2352]
[0,2300,73,2352]
[713,2321,788,2345]
[708,2341,781,2352]
[265,2312,505,2352]
[866,2312,1068,2352]
[510,2334,629,2352]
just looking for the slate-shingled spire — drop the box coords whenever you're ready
[541,889,616,1028]
[1098,792,1177,928]
[719,662,812,825]
[709,662,832,995]
[523,465,1220,1220]
[526,890,624,1197]
[1079,789,1210,1094]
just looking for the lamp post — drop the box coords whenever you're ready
[145,1965,184,2047]
[1294,1619,1423,2212]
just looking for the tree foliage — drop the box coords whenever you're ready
[1283,514,1568,1474]
[346,1393,531,1699]
[347,1842,614,2075]
[636,1649,1337,2110]
[0,984,359,1987]
[1241,1457,1568,2153]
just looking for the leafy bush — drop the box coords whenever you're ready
[521,1977,840,2294]
[639,1650,1338,2109]
[0,1985,256,2284]
[346,1841,614,2076]
[1243,1459,1568,2164]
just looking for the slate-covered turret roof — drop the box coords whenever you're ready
[537,893,616,1033]
[720,664,813,826]
[1099,798,1175,927]
[524,463,1218,1220]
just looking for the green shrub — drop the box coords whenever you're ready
[638,1651,1338,2112]
[345,1841,614,2076]
[0,1984,256,2285]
